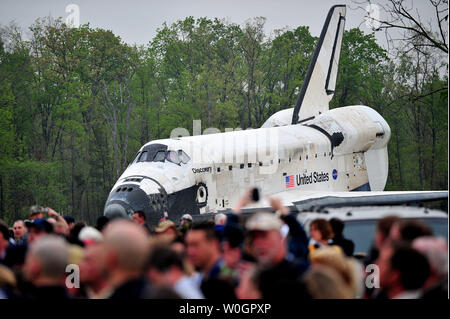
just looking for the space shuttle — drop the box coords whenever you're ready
[103,5,447,226]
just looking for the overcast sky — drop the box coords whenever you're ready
[0,0,440,49]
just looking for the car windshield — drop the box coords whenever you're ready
[342,217,448,255]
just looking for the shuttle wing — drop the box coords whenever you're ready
[292,5,346,124]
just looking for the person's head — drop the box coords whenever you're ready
[214,213,227,226]
[180,214,193,226]
[132,211,146,226]
[185,222,221,272]
[179,214,193,235]
[222,224,245,269]
[235,267,261,299]
[375,215,400,249]
[25,219,53,244]
[376,242,430,297]
[390,220,433,243]
[78,226,103,246]
[310,246,357,296]
[329,218,345,237]
[170,236,196,276]
[246,212,285,265]
[170,235,186,255]
[310,219,334,243]
[29,205,45,220]
[23,235,69,286]
[63,216,75,230]
[96,216,109,232]
[101,220,150,279]
[146,245,185,286]
[0,223,10,252]
[13,220,27,241]
[412,236,448,282]
[79,243,108,287]
[154,220,178,242]
[303,265,352,299]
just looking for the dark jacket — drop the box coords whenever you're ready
[280,213,310,261]
[258,258,310,299]
[25,285,71,299]
[109,277,150,299]
[331,235,355,257]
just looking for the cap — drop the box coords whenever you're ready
[25,218,53,233]
[29,205,43,216]
[78,226,103,246]
[246,212,282,232]
[154,220,176,233]
[181,214,193,221]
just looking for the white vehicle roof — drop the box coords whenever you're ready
[297,205,448,224]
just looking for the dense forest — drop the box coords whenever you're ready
[0,13,447,224]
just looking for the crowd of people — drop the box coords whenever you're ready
[0,188,448,299]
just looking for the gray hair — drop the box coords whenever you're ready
[29,235,69,279]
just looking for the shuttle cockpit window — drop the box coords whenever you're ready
[129,144,191,165]
[178,150,191,164]
[166,151,181,165]
[138,151,148,162]
[153,150,166,162]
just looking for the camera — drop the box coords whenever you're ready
[251,187,260,202]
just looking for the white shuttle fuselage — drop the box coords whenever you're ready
[103,5,396,225]
[105,105,391,225]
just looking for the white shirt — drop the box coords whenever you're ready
[174,275,205,299]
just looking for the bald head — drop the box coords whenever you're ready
[103,220,150,272]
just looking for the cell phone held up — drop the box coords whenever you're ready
[251,187,260,202]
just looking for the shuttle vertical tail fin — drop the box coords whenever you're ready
[292,5,346,124]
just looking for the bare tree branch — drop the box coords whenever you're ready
[352,0,448,53]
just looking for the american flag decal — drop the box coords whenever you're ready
[285,175,294,188]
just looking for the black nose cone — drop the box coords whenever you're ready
[104,184,151,220]
[104,202,129,220]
